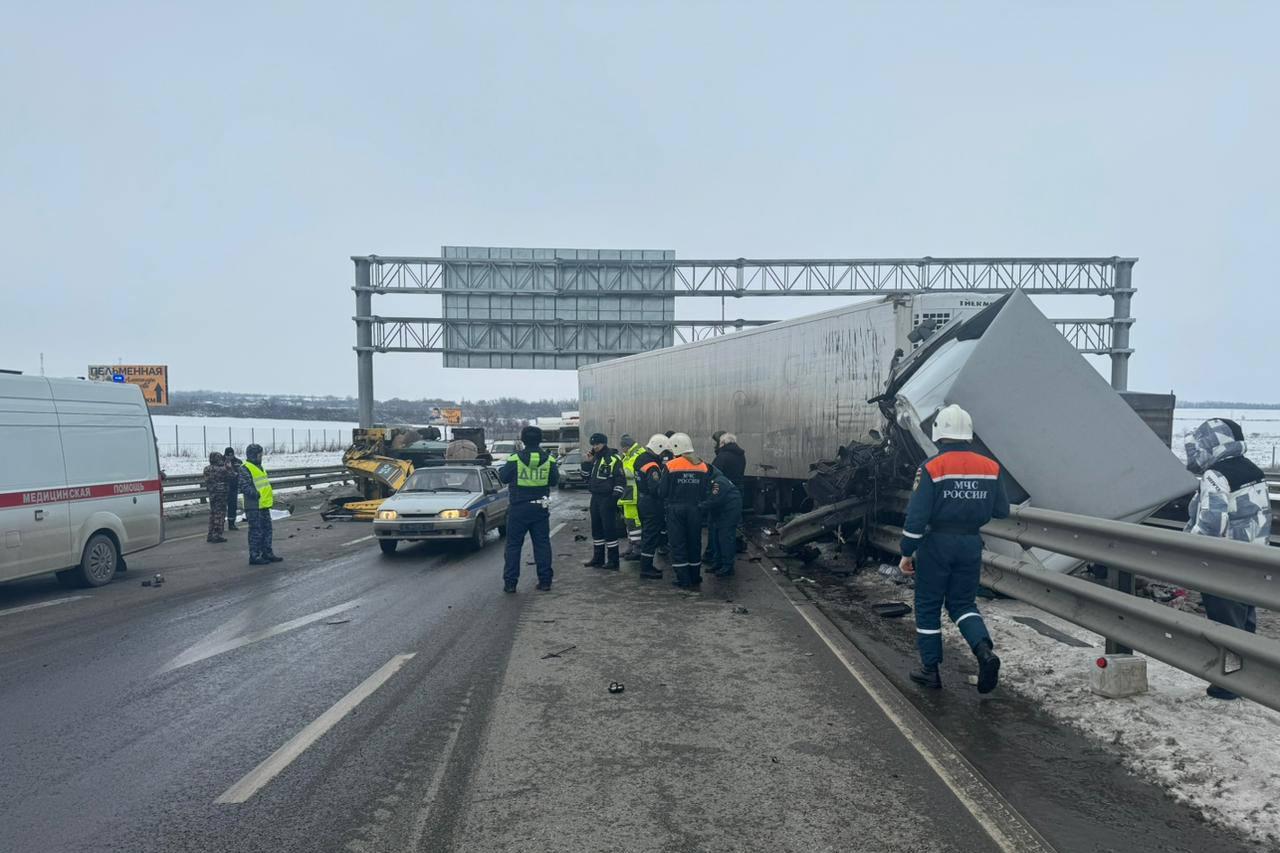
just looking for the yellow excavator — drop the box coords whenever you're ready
[323,425,490,520]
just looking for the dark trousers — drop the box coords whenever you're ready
[1202,593,1257,635]
[710,498,742,574]
[504,502,552,585]
[589,494,620,549]
[226,488,238,525]
[246,507,274,560]
[666,502,704,585]
[638,496,665,558]
[913,533,990,667]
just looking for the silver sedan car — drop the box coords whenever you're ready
[373,465,509,554]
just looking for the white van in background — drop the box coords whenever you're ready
[0,374,164,587]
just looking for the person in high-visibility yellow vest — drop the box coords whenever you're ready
[497,425,560,592]
[617,434,646,560]
[237,443,282,566]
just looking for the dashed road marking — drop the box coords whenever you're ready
[215,652,416,804]
[550,523,566,538]
[342,535,374,547]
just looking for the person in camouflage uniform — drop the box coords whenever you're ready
[203,452,229,543]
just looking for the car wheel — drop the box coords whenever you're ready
[73,532,119,587]
[379,539,398,555]
[470,516,487,551]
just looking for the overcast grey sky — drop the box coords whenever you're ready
[2,2,1275,403]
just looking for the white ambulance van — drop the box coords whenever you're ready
[0,373,164,587]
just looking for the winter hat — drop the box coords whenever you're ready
[620,433,634,447]
[520,425,543,446]
[590,432,608,446]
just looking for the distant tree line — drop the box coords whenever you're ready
[1179,401,1280,409]
[168,390,576,436]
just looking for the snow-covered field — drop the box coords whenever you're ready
[1173,408,1280,470]
[151,415,354,473]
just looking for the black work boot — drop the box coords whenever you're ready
[604,545,621,570]
[503,582,517,594]
[639,555,662,579]
[582,545,605,567]
[622,545,642,561]
[910,664,942,689]
[974,640,1001,694]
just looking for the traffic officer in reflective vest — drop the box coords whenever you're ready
[581,432,627,570]
[634,434,671,580]
[659,433,712,589]
[618,434,646,561]
[498,425,559,593]
[237,443,282,565]
[899,404,1009,693]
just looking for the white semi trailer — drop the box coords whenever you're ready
[579,291,1195,544]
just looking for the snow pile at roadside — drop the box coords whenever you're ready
[159,450,341,477]
[981,600,1280,846]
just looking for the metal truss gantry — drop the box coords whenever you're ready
[352,255,1136,426]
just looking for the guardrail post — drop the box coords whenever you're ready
[202,426,207,457]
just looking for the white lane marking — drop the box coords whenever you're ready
[766,564,1051,853]
[550,522,566,538]
[0,595,88,617]
[215,652,416,804]
[160,599,363,673]
[341,535,374,546]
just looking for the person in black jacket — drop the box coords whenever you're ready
[634,434,671,580]
[498,425,560,593]
[581,432,626,569]
[712,433,746,489]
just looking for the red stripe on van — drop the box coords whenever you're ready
[0,479,162,509]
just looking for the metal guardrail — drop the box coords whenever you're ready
[866,503,1280,712]
[161,465,351,504]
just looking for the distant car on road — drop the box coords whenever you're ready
[489,439,522,464]
[557,447,587,489]
[372,464,508,554]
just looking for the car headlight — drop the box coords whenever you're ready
[376,509,398,521]
[438,509,470,519]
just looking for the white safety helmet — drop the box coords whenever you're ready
[646,433,671,455]
[932,404,974,442]
[669,432,695,456]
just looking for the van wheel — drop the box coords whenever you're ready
[470,517,487,551]
[379,539,398,555]
[74,533,120,587]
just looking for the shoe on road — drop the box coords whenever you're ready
[536,581,552,591]
[909,666,942,688]
[226,524,239,531]
[249,557,270,566]
[503,583,517,594]
[206,536,227,543]
[1206,685,1239,700]
[639,570,663,580]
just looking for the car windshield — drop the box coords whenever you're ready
[563,451,582,466]
[402,469,481,493]
[492,442,517,452]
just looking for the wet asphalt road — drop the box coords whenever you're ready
[0,499,546,853]
[0,491,1257,852]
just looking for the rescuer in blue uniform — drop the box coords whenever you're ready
[899,404,1009,693]
[700,465,742,578]
[659,433,713,589]
[634,434,671,580]
[498,425,559,593]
